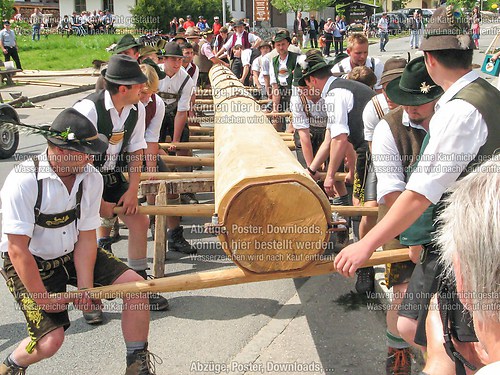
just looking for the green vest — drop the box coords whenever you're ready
[272,52,298,88]
[400,77,500,246]
[84,90,139,170]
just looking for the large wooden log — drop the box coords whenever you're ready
[55,248,409,299]
[209,65,332,274]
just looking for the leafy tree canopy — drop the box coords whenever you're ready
[271,0,333,14]
[0,0,15,21]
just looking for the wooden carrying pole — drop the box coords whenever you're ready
[115,204,379,218]
[209,65,333,274]
[56,248,409,300]
[159,140,296,151]
[159,155,215,167]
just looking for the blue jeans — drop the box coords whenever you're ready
[379,31,389,51]
[32,25,40,41]
[410,30,420,48]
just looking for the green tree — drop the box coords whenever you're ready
[270,0,333,15]
[0,0,14,21]
[131,0,230,33]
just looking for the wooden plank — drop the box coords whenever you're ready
[125,171,215,181]
[54,248,409,299]
[153,182,167,278]
[159,155,214,167]
[14,79,83,87]
[158,140,295,151]
[159,142,215,150]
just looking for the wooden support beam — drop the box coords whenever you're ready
[158,140,296,151]
[159,155,214,167]
[54,248,408,299]
[153,182,167,278]
[114,204,378,218]
[15,79,83,87]
[128,172,215,181]
[159,142,214,150]
[189,126,214,135]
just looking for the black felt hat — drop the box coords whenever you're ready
[160,41,184,57]
[101,54,147,85]
[46,108,108,155]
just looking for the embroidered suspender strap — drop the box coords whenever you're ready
[370,57,375,72]
[163,75,191,115]
[299,94,312,119]
[337,63,344,73]
[371,96,385,120]
[32,156,83,229]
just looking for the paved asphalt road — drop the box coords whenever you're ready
[0,28,497,374]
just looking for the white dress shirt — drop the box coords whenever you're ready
[0,152,102,260]
[73,90,147,171]
[321,76,354,139]
[332,56,384,90]
[143,93,166,143]
[363,93,390,142]
[372,111,427,204]
[158,68,195,112]
[291,88,327,130]
[182,62,199,88]
[269,54,291,86]
[406,71,489,204]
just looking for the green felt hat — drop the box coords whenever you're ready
[385,56,443,106]
[113,34,142,54]
[297,51,333,86]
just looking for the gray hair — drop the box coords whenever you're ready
[437,157,500,322]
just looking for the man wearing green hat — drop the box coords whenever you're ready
[335,6,500,374]
[0,108,157,375]
[75,54,170,323]
[370,56,443,375]
[269,30,299,131]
